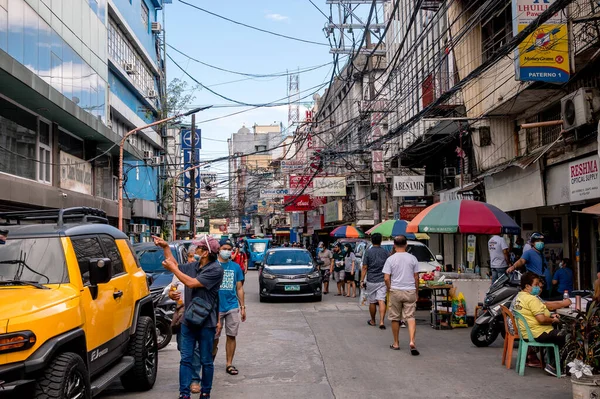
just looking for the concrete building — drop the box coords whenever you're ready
[0,0,166,240]
[228,124,283,235]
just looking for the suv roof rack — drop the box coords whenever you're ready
[0,207,109,226]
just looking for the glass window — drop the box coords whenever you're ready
[406,244,435,262]
[38,19,51,84]
[50,52,62,92]
[265,250,312,266]
[136,247,178,273]
[0,5,7,52]
[0,237,68,284]
[7,0,24,63]
[100,236,124,275]
[38,121,51,184]
[0,113,37,181]
[141,1,149,31]
[71,236,104,284]
[23,2,38,74]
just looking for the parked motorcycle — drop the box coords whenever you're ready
[151,285,176,350]
[471,272,521,347]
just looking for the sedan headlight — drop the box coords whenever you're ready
[262,272,276,280]
[0,331,36,354]
[308,270,320,279]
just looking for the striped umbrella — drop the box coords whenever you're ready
[366,219,429,240]
[330,225,366,238]
[406,200,520,235]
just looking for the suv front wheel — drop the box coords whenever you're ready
[34,352,91,399]
[121,315,158,391]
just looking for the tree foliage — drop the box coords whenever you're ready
[164,78,200,117]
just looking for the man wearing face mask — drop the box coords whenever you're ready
[507,233,547,280]
[212,239,246,376]
[513,272,571,376]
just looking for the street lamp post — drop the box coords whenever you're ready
[118,106,211,231]
[171,163,209,240]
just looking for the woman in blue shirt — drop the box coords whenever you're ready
[552,258,574,295]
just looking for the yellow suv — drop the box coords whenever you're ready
[0,207,158,398]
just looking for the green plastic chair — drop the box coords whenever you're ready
[513,310,561,377]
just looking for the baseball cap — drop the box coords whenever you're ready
[219,238,233,248]
[193,235,220,254]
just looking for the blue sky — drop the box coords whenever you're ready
[165,0,340,178]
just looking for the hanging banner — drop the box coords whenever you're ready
[513,0,570,83]
[313,177,347,196]
[393,176,425,197]
[260,188,290,198]
[280,160,305,172]
[289,175,314,189]
[257,200,274,215]
[60,151,92,195]
[323,200,343,223]
[283,195,327,212]
[399,205,426,221]
[467,235,476,267]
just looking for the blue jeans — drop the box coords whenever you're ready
[179,323,216,396]
[176,331,201,384]
[491,267,508,283]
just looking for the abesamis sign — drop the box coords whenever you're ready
[393,176,425,197]
[569,155,600,201]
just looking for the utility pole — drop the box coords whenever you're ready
[366,32,382,223]
[189,114,196,238]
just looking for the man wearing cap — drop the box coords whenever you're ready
[212,238,246,376]
[153,235,223,399]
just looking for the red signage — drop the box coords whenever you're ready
[400,206,426,221]
[284,195,326,212]
[289,175,313,189]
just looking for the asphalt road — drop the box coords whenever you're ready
[102,271,572,399]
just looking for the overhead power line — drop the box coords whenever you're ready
[177,0,330,47]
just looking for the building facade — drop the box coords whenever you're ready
[0,0,166,240]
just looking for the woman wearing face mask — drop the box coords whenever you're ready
[513,272,571,376]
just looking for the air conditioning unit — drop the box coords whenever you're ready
[152,155,164,165]
[143,150,154,159]
[123,63,135,74]
[454,175,462,187]
[150,226,161,235]
[151,22,162,33]
[129,224,141,234]
[141,224,149,233]
[443,167,456,177]
[561,87,600,131]
[147,89,158,99]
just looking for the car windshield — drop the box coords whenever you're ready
[265,250,312,266]
[0,238,68,284]
[250,242,267,253]
[380,244,435,262]
[137,247,178,272]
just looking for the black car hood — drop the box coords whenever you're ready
[264,265,314,276]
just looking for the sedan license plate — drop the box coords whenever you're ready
[284,285,300,292]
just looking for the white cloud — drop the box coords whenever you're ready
[265,13,289,22]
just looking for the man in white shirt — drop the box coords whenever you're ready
[383,235,420,355]
[488,235,511,282]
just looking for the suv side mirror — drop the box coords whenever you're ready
[436,255,443,262]
[88,258,112,299]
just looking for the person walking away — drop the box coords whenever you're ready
[361,233,389,330]
[231,242,248,277]
[317,243,333,294]
[513,272,571,376]
[552,258,574,296]
[383,235,420,355]
[332,244,346,296]
[212,239,246,376]
[488,235,510,282]
[169,245,202,393]
[344,243,357,298]
[153,235,223,399]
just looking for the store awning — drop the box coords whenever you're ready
[356,219,375,226]
[274,228,291,235]
[581,203,600,216]
[478,140,559,179]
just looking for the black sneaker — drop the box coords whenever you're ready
[544,364,558,377]
[179,395,191,399]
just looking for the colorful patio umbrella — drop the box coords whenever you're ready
[406,200,520,235]
[330,225,366,238]
[366,220,430,240]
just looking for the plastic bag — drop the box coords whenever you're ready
[359,287,368,306]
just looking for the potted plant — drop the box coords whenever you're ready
[561,303,600,398]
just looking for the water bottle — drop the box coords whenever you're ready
[563,290,569,301]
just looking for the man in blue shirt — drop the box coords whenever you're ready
[553,258,574,295]
[508,233,553,298]
[213,239,246,376]
[154,235,223,399]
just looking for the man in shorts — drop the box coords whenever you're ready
[317,242,333,294]
[383,235,420,355]
[213,239,246,375]
[361,233,389,329]
[332,244,346,296]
